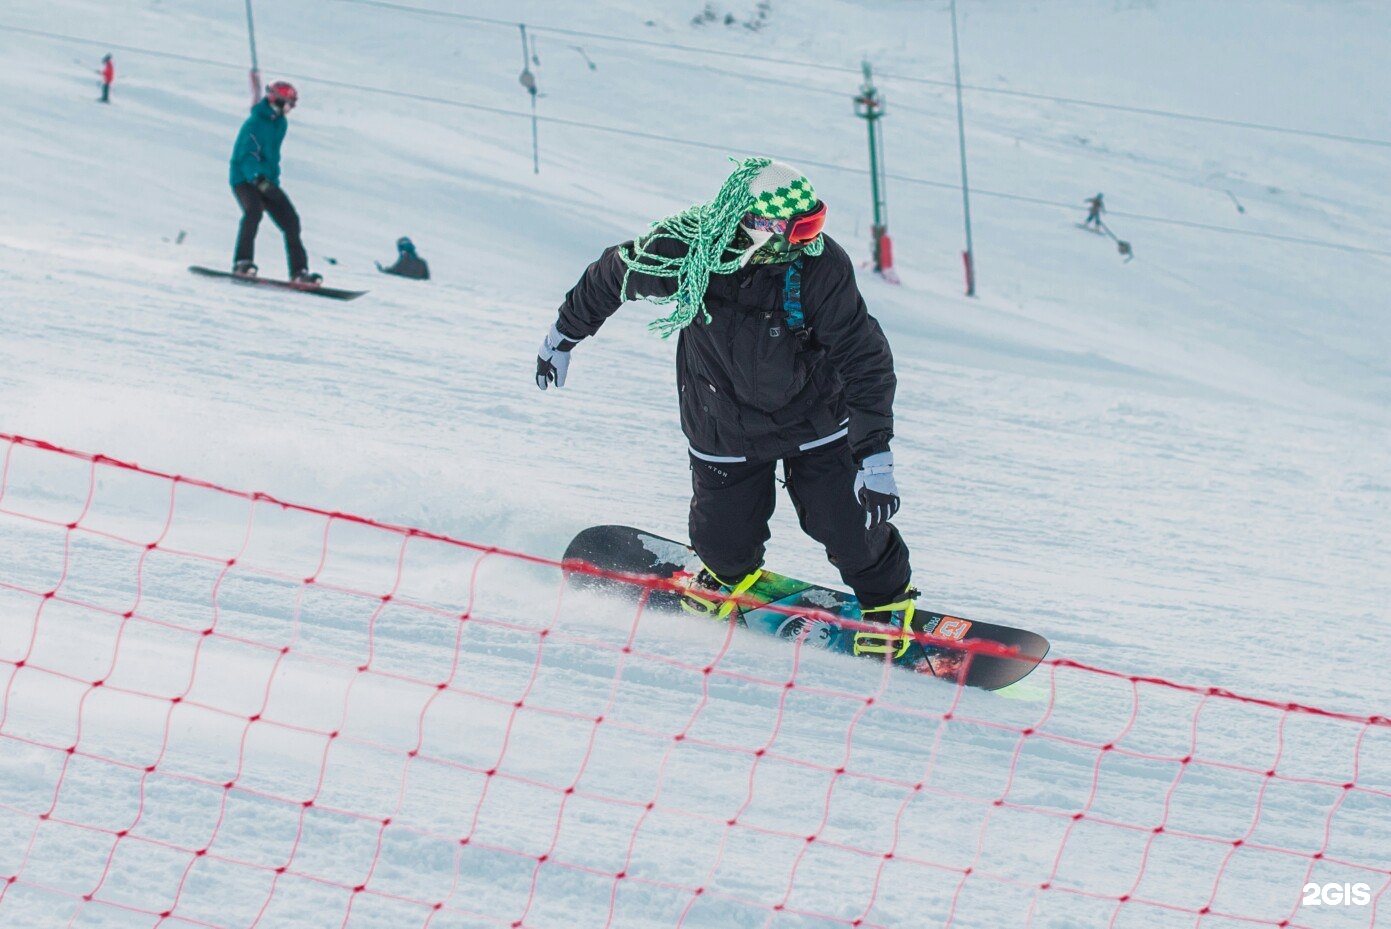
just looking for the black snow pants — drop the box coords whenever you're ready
[688,439,912,608]
[233,182,308,276]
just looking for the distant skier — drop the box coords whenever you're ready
[377,237,430,280]
[536,157,921,661]
[98,54,114,103]
[228,81,320,284]
[1084,192,1105,229]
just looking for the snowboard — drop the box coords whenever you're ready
[563,525,1049,691]
[188,265,367,301]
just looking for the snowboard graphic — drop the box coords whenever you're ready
[563,525,1049,691]
[189,265,367,301]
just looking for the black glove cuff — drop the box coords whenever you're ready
[552,321,581,351]
[853,443,891,467]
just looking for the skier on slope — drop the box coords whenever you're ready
[98,54,114,104]
[228,81,320,284]
[535,157,920,661]
[1084,192,1105,229]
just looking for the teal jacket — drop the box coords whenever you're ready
[229,99,288,187]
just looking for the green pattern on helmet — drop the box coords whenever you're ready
[748,176,818,219]
[618,156,825,339]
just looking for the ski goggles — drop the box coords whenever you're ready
[741,200,827,245]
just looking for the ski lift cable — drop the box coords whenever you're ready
[5,22,1388,259]
[324,0,1391,150]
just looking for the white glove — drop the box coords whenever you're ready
[535,323,577,390]
[854,451,900,529]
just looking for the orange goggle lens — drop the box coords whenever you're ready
[786,201,827,244]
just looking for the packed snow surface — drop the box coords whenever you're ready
[1,0,1388,926]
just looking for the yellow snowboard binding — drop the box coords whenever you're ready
[852,588,920,660]
[679,567,764,622]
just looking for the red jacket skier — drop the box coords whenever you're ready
[99,55,114,104]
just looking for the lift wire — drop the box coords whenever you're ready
[325,0,1391,150]
[5,21,1389,259]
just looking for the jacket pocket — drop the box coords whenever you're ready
[747,310,806,412]
[679,375,742,457]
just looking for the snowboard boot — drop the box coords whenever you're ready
[852,587,921,661]
[679,566,763,622]
[292,270,323,285]
[232,260,258,277]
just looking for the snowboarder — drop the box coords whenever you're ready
[1084,192,1105,229]
[98,54,114,103]
[536,157,919,660]
[377,237,430,280]
[228,81,320,283]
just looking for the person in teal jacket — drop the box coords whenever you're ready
[229,82,319,283]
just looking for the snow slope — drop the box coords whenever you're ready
[1,0,1389,926]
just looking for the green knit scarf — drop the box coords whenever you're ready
[619,156,826,339]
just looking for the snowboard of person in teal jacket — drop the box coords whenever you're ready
[229,98,287,187]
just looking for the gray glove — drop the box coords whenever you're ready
[854,451,900,529]
[253,176,275,194]
[535,323,578,390]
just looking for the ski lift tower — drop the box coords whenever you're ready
[854,62,897,283]
[518,24,540,174]
[244,0,261,103]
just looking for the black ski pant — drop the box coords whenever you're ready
[233,182,308,276]
[688,439,912,608]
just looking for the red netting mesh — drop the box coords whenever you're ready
[1,432,1387,929]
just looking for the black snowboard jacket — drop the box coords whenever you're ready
[381,251,430,280]
[556,232,896,464]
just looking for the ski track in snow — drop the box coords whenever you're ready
[1,0,1389,926]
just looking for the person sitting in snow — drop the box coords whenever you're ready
[228,81,320,284]
[535,157,924,665]
[377,237,430,280]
